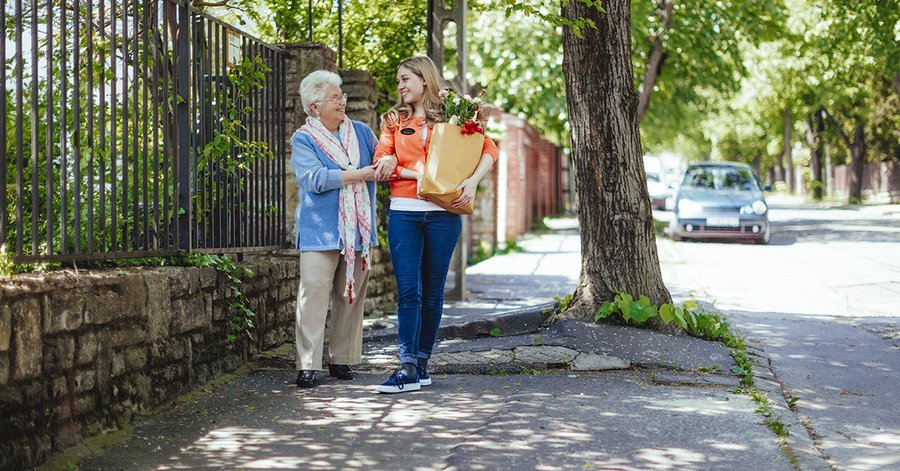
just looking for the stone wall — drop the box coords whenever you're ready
[0,258,299,470]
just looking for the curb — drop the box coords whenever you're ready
[748,348,833,471]
[439,301,557,339]
[364,301,558,342]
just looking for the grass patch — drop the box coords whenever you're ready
[467,239,523,266]
[653,218,667,235]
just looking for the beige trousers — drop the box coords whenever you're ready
[295,250,368,371]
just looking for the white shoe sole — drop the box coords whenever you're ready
[376,382,421,394]
[420,377,432,386]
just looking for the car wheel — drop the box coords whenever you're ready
[668,220,683,241]
[755,227,771,245]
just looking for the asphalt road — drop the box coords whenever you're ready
[657,197,900,471]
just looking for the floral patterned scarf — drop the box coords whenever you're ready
[300,117,372,303]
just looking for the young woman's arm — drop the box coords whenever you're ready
[452,154,494,208]
[373,124,401,180]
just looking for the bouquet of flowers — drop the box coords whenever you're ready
[418,88,492,215]
[439,88,487,135]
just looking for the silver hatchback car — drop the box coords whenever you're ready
[669,162,770,244]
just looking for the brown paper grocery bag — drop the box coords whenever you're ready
[418,123,484,215]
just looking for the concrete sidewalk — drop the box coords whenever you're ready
[47,228,799,471]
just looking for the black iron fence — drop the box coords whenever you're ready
[1,0,286,264]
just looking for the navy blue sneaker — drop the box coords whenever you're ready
[417,364,432,387]
[376,368,420,394]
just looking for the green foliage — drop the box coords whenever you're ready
[634,0,786,156]
[467,241,493,266]
[442,89,485,123]
[466,239,522,266]
[595,293,745,349]
[531,217,551,232]
[180,252,256,347]
[4,11,276,267]
[467,2,569,145]
[496,239,522,255]
[520,367,546,376]
[697,365,721,374]
[196,56,274,221]
[244,0,426,114]
[653,218,666,235]
[731,351,754,386]
[555,293,574,312]
[492,0,601,39]
[0,244,14,278]
[489,327,502,338]
[748,388,790,437]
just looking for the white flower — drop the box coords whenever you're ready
[453,96,461,104]
[474,97,482,103]
[464,94,472,101]
[439,89,450,99]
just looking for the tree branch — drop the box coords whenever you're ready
[636,0,674,123]
[193,0,231,6]
[823,109,852,148]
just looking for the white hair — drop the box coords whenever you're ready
[299,70,342,116]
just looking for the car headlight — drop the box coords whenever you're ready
[677,199,703,215]
[752,200,767,215]
[740,200,767,215]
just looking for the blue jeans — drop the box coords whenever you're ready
[388,210,462,365]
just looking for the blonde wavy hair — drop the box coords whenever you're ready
[380,56,445,129]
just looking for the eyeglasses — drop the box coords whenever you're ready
[318,93,348,104]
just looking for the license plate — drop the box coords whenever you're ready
[706,217,740,227]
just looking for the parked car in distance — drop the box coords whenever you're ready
[669,162,770,244]
[646,171,669,210]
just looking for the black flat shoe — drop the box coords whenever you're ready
[328,364,354,380]
[296,370,317,388]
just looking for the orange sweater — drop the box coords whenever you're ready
[374,117,500,199]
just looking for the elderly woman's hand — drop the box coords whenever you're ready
[357,165,377,181]
[342,165,377,185]
[374,155,398,181]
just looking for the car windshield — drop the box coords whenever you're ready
[681,166,759,191]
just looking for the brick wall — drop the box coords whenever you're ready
[496,113,564,243]
[831,161,900,203]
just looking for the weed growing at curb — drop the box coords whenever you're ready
[593,292,792,440]
[555,293,574,312]
[520,368,546,376]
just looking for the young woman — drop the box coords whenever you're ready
[372,56,499,393]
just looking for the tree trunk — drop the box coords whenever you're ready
[636,0,675,123]
[780,108,791,190]
[849,124,866,203]
[561,0,672,321]
[752,152,761,179]
[805,110,825,200]
[824,110,866,204]
[785,108,796,193]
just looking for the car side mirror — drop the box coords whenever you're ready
[763,185,773,191]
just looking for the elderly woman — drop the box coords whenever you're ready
[290,70,381,388]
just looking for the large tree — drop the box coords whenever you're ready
[560,0,672,317]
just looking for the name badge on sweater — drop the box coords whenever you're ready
[400,128,415,135]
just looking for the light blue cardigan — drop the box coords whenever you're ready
[290,120,379,251]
